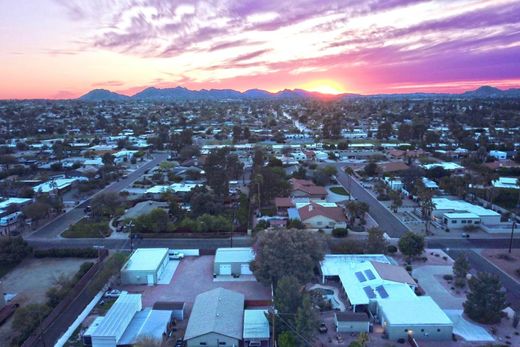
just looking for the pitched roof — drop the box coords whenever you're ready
[290,179,327,196]
[275,197,295,208]
[184,288,245,341]
[378,161,410,173]
[370,261,416,286]
[298,202,346,222]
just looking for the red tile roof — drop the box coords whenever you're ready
[297,202,346,222]
[290,179,327,196]
[275,197,295,208]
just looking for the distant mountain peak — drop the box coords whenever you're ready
[79,89,128,101]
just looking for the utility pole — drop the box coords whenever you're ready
[509,220,516,254]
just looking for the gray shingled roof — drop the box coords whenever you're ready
[184,288,245,340]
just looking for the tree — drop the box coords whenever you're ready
[132,208,170,233]
[0,237,32,265]
[11,303,51,345]
[463,272,507,324]
[102,152,115,167]
[278,331,296,347]
[91,192,121,220]
[453,254,470,281]
[275,276,303,325]
[251,229,325,285]
[295,295,318,344]
[398,231,425,261]
[376,122,393,139]
[389,190,402,212]
[365,227,388,254]
[23,201,51,222]
[363,162,380,176]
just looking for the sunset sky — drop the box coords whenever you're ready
[1,0,520,99]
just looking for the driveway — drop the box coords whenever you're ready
[413,266,495,342]
[444,310,494,342]
[412,265,463,309]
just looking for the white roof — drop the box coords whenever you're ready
[422,177,439,189]
[321,254,391,277]
[118,309,172,345]
[93,293,142,339]
[433,198,500,217]
[422,162,463,171]
[33,177,84,193]
[145,183,200,194]
[444,212,480,219]
[379,296,452,326]
[243,310,269,340]
[123,248,168,272]
[493,177,519,190]
[0,197,31,210]
[215,247,254,263]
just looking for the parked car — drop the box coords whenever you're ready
[169,251,185,260]
[175,339,183,347]
[461,233,470,238]
[318,322,328,333]
[104,289,125,298]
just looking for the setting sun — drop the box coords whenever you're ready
[300,79,346,95]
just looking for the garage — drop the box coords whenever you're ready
[121,248,170,285]
[213,247,255,277]
[219,264,232,275]
[240,263,253,275]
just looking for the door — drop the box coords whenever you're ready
[219,264,232,275]
[147,274,154,286]
[240,263,253,275]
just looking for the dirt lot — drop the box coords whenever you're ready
[120,255,272,309]
[481,249,520,283]
[0,257,88,343]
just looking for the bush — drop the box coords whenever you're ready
[443,274,454,281]
[11,303,51,346]
[454,277,466,288]
[34,248,98,258]
[405,265,413,272]
[332,228,348,238]
[386,245,398,254]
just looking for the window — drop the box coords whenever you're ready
[461,220,467,224]
[451,220,457,224]
[219,342,226,345]
[437,329,441,332]
[200,343,207,346]
[468,220,472,224]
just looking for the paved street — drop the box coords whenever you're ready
[27,153,168,239]
[335,167,409,237]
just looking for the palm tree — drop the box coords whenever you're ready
[345,166,355,199]
[254,173,263,208]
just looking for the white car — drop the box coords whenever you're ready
[169,251,185,260]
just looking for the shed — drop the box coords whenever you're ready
[243,309,270,344]
[335,312,370,333]
[121,248,169,285]
[214,247,255,276]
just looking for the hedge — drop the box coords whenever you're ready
[34,248,99,259]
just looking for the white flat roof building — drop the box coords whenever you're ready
[379,296,452,326]
[422,162,463,171]
[123,248,169,272]
[432,198,500,219]
[215,247,254,264]
[493,177,520,190]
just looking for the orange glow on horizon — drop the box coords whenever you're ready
[300,79,347,95]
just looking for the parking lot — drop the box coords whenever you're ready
[120,255,272,308]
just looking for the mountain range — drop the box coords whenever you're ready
[79,85,520,101]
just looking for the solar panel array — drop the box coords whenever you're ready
[363,286,376,299]
[375,285,389,298]
[355,271,367,282]
[364,269,376,280]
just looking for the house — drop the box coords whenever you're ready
[422,177,439,190]
[432,198,501,228]
[214,247,255,277]
[384,177,403,191]
[274,197,295,216]
[243,309,270,347]
[378,162,409,174]
[421,162,463,172]
[320,254,452,341]
[121,248,170,285]
[185,288,245,347]
[290,179,327,200]
[490,150,507,160]
[492,177,520,190]
[296,201,347,230]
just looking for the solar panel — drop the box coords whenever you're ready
[376,285,389,298]
[364,269,376,280]
[355,271,367,282]
[363,286,376,299]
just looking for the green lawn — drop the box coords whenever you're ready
[330,186,349,196]
[62,218,112,238]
